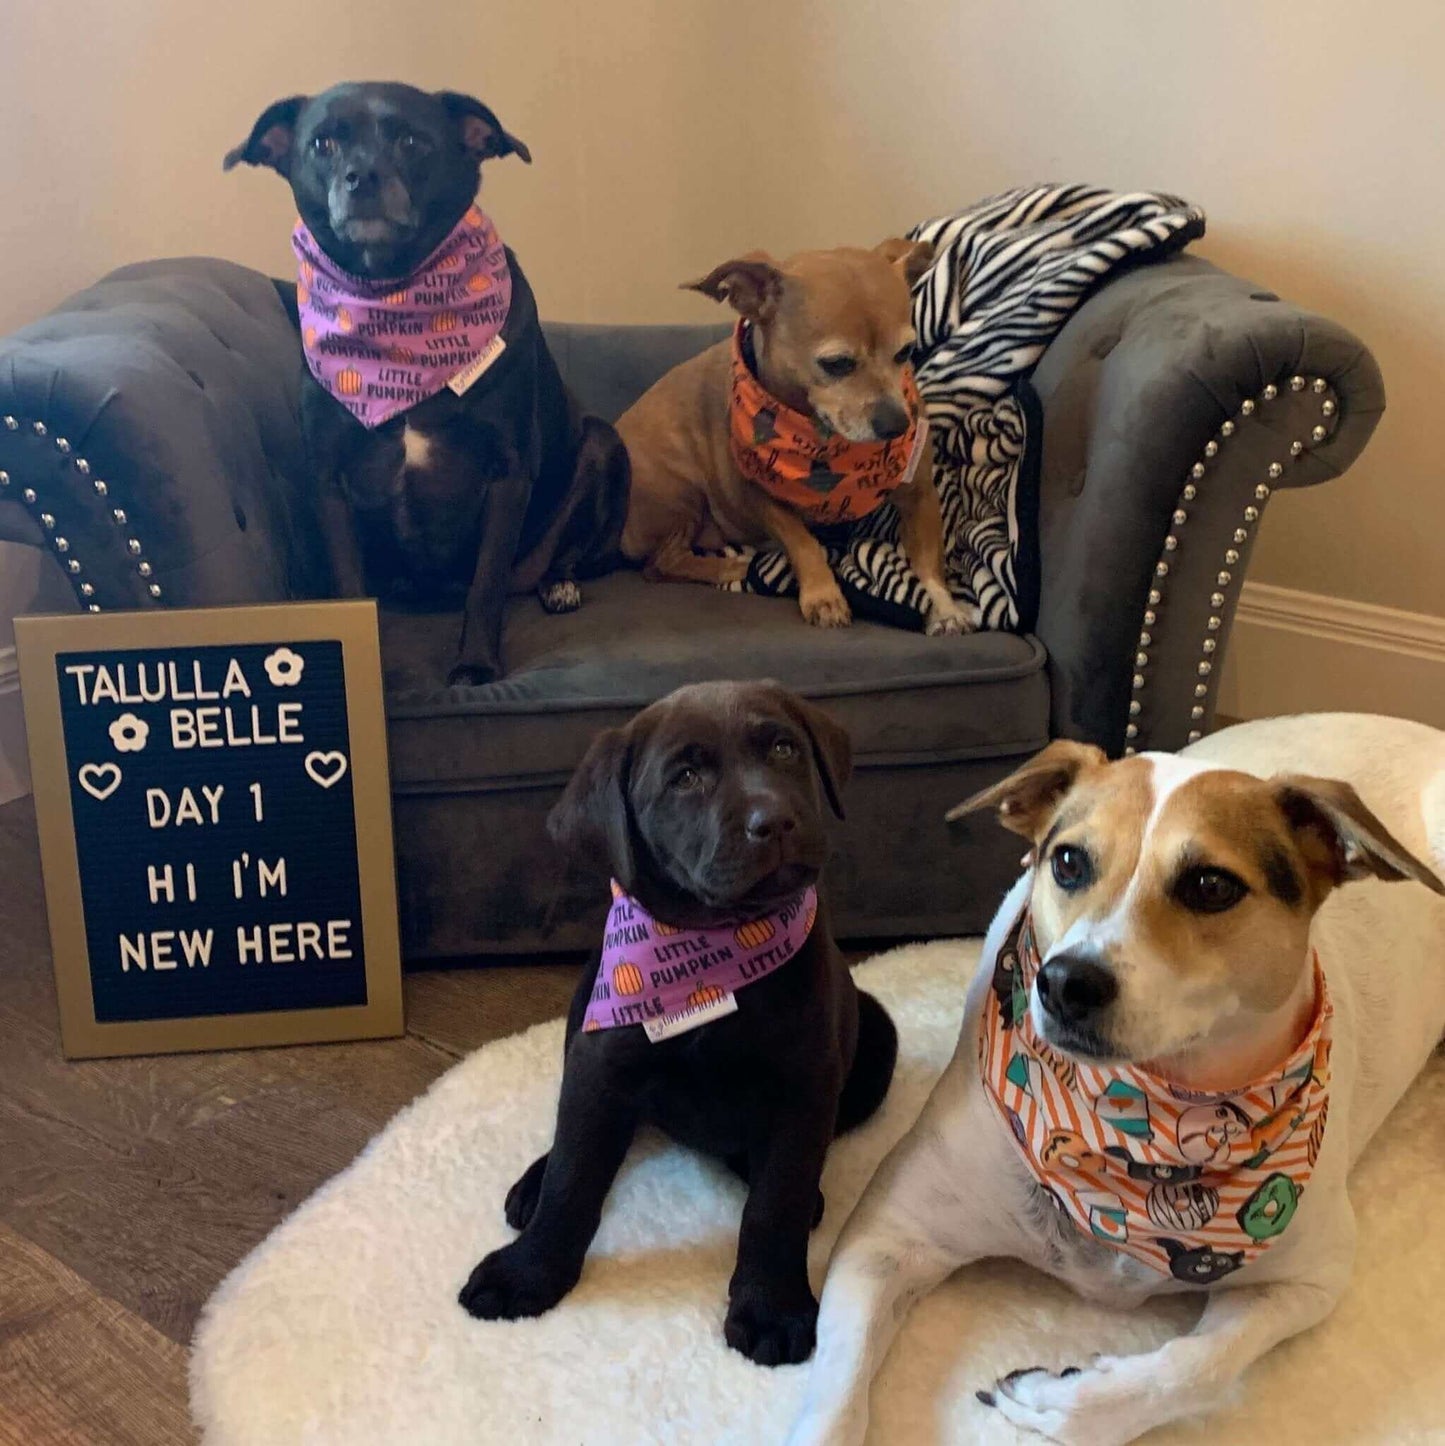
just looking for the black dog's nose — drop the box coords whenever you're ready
[871,400,910,440]
[1036,954,1117,1024]
[344,168,378,194]
[745,804,798,842]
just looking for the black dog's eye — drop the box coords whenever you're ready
[817,355,857,379]
[893,344,914,365]
[769,738,799,762]
[310,135,337,157]
[671,766,703,792]
[398,132,424,152]
[1051,845,1093,892]
[1176,868,1248,914]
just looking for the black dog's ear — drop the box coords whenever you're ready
[223,95,309,174]
[436,92,532,164]
[548,726,637,890]
[777,690,852,821]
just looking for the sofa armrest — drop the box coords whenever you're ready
[0,258,326,616]
[1029,253,1384,753]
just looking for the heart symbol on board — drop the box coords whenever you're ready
[78,762,123,801]
[304,750,349,789]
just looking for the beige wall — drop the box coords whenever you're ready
[3,0,1440,616]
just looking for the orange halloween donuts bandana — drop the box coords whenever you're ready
[980,904,1333,1285]
[728,323,927,526]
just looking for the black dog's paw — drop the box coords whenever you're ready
[447,658,501,687]
[538,579,582,614]
[503,1153,549,1231]
[458,1241,578,1321]
[724,1285,818,1367]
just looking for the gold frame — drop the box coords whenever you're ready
[15,601,404,1059]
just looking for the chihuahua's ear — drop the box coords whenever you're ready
[437,92,532,164]
[683,252,785,321]
[874,236,935,288]
[1274,775,1445,897]
[223,95,309,174]
[547,726,638,891]
[946,739,1106,838]
[774,687,852,821]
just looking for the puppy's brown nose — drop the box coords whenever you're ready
[1037,955,1117,1025]
[745,804,797,842]
[870,400,910,440]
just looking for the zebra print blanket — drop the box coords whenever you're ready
[729,185,1205,632]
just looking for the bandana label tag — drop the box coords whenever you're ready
[447,334,507,396]
[642,989,740,1042]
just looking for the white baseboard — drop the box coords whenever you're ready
[1219,582,1445,725]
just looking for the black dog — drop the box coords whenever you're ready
[225,83,629,683]
[458,680,898,1366]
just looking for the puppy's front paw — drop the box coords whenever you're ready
[724,1283,818,1366]
[982,1359,1133,1445]
[458,1241,579,1321]
[800,587,851,629]
[503,1154,549,1231]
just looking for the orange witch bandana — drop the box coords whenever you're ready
[728,323,928,526]
[980,904,1333,1285]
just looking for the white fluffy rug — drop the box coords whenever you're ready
[191,942,1445,1445]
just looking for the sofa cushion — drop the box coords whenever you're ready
[380,570,1049,792]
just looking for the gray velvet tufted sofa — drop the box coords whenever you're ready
[0,254,1383,959]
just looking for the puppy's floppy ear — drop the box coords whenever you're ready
[777,690,852,820]
[548,726,638,890]
[436,92,532,164]
[946,739,1106,838]
[683,253,785,322]
[223,95,309,174]
[1274,775,1445,896]
[874,236,935,288]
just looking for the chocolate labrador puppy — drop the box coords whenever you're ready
[458,680,898,1365]
[224,82,629,684]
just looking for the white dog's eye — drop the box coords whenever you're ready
[1051,845,1093,891]
[1175,867,1248,914]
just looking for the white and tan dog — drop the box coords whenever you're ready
[790,713,1445,1445]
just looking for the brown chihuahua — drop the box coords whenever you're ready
[618,241,975,634]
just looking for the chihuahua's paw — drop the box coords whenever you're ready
[503,1153,550,1231]
[982,1359,1138,1445]
[538,579,583,614]
[458,1241,578,1321]
[800,589,852,629]
[724,1284,818,1367]
[925,601,978,636]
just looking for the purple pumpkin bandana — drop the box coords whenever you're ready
[582,882,818,1041]
[292,204,513,428]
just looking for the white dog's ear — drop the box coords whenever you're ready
[1275,775,1445,896]
[946,739,1106,838]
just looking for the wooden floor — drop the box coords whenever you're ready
[0,794,582,1445]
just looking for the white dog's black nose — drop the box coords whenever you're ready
[1037,955,1117,1024]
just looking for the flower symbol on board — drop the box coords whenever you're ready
[108,713,149,753]
[264,647,305,687]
